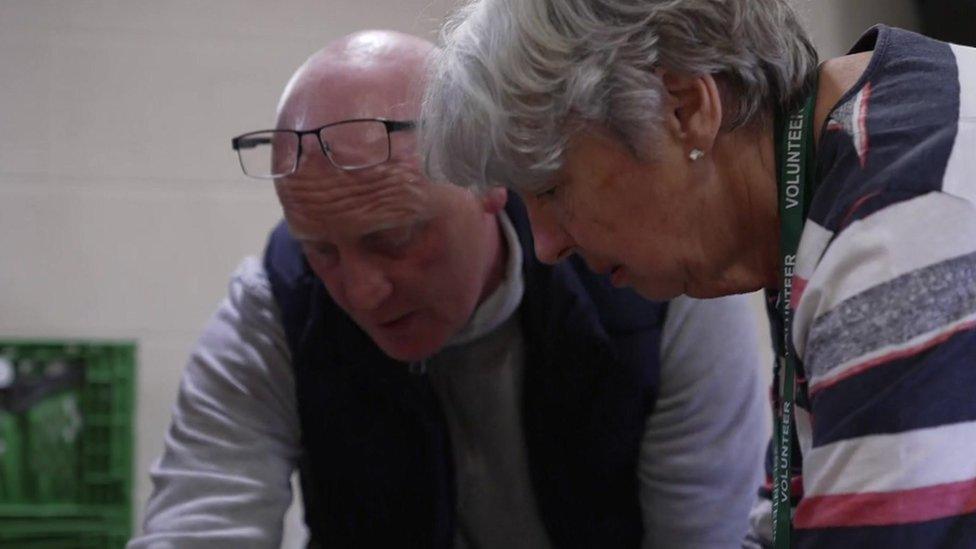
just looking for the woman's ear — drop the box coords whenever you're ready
[660,71,723,156]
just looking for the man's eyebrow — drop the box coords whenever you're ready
[295,238,329,249]
[289,230,327,245]
[367,218,417,232]
[368,209,435,232]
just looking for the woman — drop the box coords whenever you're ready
[421,0,976,547]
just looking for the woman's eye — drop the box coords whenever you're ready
[535,186,558,200]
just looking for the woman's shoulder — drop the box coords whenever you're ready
[810,27,969,238]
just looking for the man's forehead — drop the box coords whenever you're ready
[279,166,437,240]
[279,70,416,128]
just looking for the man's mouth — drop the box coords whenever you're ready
[378,311,415,329]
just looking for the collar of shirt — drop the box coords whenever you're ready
[446,211,524,348]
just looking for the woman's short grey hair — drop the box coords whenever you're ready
[421,0,818,193]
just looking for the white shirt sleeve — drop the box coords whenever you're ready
[639,293,768,549]
[128,257,301,549]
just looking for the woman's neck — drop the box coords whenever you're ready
[752,51,875,291]
[695,122,780,296]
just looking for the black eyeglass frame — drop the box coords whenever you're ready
[231,118,417,178]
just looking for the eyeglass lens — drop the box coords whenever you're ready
[236,131,299,178]
[236,120,394,178]
[319,120,391,170]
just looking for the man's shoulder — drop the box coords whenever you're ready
[224,256,280,325]
[263,220,308,287]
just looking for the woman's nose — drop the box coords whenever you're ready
[522,195,574,264]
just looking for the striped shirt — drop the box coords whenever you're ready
[750,25,976,547]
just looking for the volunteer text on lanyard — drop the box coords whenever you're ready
[771,81,818,549]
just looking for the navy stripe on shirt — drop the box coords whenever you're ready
[796,510,976,549]
[811,325,976,447]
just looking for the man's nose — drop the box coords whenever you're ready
[341,255,393,312]
[523,196,573,264]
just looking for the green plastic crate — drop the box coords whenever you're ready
[30,388,84,503]
[0,519,129,548]
[0,341,135,548]
[0,533,128,548]
[0,515,124,536]
[0,409,23,501]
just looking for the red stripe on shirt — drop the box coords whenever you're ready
[790,276,808,311]
[794,477,976,529]
[839,190,882,229]
[856,82,872,168]
[762,475,806,500]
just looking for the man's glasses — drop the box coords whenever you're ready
[231,118,416,179]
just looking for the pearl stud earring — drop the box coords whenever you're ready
[689,148,705,161]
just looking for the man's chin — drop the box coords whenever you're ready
[372,334,447,364]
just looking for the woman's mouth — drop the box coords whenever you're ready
[610,265,627,287]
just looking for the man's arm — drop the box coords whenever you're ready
[639,294,768,549]
[128,257,301,548]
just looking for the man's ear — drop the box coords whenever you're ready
[660,70,723,155]
[480,186,508,215]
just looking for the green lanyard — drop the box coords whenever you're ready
[772,83,818,549]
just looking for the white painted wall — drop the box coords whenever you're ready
[0,1,918,547]
[793,0,920,59]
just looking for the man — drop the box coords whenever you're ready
[130,31,766,548]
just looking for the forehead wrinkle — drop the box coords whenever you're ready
[332,180,428,225]
[278,166,431,236]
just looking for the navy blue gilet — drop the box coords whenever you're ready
[263,195,668,548]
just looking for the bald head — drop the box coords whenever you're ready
[266,30,506,362]
[277,30,435,130]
